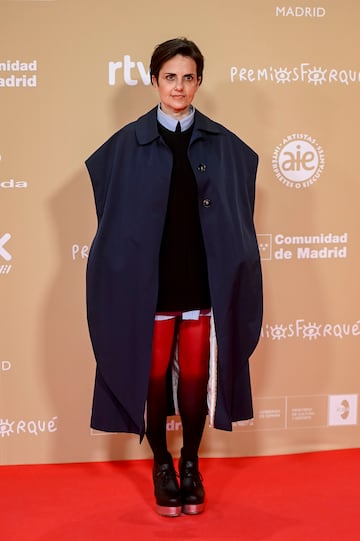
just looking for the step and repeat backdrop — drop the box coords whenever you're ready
[1,0,359,464]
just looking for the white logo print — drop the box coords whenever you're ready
[272,134,325,188]
[275,7,326,17]
[0,233,11,261]
[0,418,14,437]
[257,234,272,260]
[260,232,348,261]
[0,416,59,437]
[0,60,38,88]
[0,179,28,189]
[108,55,150,86]
[1,360,12,372]
[328,395,358,426]
[230,63,360,86]
[261,318,360,340]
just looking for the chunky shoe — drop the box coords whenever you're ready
[153,460,182,517]
[179,456,205,514]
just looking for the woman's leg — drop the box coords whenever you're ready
[177,315,210,460]
[146,317,176,464]
[177,315,210,514]
[146,317,181,517]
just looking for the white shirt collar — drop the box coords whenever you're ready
[157,104,195,132]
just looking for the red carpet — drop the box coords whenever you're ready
[1,449,359,540]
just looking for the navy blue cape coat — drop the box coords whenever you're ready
[85,106,263,439]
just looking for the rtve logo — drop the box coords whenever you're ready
[108,55,151,86]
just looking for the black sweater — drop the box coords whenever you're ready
[156,123,211,312]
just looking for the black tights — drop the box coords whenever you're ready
[146,316,210,464]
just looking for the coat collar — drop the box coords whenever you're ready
[135,106,222,145]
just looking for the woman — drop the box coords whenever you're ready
[85,38,263,517]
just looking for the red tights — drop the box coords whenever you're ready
[146,316,210,464]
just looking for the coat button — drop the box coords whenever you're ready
[197,163,207,172]
[202,198,212,208]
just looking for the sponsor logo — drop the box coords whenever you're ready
[1,360,12,372]
[290,407,316,421]
[0,154,29,188]
[0,179,28,189]
[91,417,182,437]
[257,234,272,260]
[230,63,360,86]
[235,395,359,430]
[72,244,89,260]
[0,264,12,275]
[0,233,12,274]
[0,416,58,437]
[272,134,325,189]
[0,233,12,261]
[0,60,38,88]
[261,319,360,341]
[252,397,285,430]
[257,232,348,261]
[235,395,330,430]
[328,395,358,426]
[166,418,182,432]
[275,6,326,17]
[108,55,150,86]
[287,395,328,428]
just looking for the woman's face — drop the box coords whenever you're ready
[152,54,201,117]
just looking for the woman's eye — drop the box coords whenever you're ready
[166,75,175,80]
[185,75,194,81]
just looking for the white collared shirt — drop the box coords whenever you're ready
[157,104,195,132]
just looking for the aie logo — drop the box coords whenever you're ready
[272,134,325,189]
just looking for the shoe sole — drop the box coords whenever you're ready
[156,504,182,517]
[182,503,205,515]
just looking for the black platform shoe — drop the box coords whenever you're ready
[179,455,205,515]
[153,460,182,517]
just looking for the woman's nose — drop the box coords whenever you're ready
[174,76,184,89]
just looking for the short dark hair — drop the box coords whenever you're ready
[150,37,204,85]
